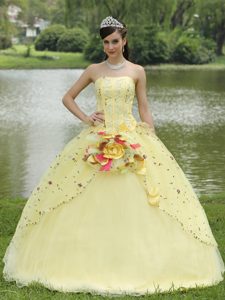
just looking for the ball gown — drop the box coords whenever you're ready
[3,76,224,297]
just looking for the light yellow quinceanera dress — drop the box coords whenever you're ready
[3,76,225,296]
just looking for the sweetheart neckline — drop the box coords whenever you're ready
[94,76,136,85]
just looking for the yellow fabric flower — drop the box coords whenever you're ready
[87,155,98,164]
[147,186,160,206]
[136,161,146,175]
[100,134,115,139]
[103,143,125,159]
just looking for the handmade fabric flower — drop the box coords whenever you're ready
[103,143,125,159]
[147,186,160,206]
[83,131,146,174]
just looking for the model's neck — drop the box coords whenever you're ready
[107,56,125,65]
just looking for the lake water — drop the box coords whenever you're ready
[0,69,225,198]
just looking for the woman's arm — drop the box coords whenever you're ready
[62,64,104,125]
[135,66,155,133]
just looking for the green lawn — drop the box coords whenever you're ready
[0,45,90,69]
[0,44,225,70]
[0,195,224,300]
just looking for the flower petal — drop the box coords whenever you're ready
[147,186,160,206]
[87,155,98,164]
[134,154,144,161]
[99,141,108,151]
[98,131,106,135]
[114,137,126,145]
[148,196,160,206]
[130,143,141,149]
[100,159,113,171]
[95,153,109,165]
[136,167,146,175]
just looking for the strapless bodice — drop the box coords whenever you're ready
[94,76,137,133]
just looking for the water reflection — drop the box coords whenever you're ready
[0,69,225,198]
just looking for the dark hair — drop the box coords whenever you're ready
[99,18,129,60]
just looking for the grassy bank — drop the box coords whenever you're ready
[0,44,225,70]
[0,45,89,69]
[0,195,224,299]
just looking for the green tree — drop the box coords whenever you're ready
[170,0,195,29]
[0,0,14,49]
[57,27,88,52]
[34,24,65,51]
[196,0,225,55]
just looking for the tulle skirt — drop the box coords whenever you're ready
[3,123,224,296]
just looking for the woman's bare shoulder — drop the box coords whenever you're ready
[126,61,145,83]
[87,62,105,70]
[127,61,145,73]
[86,62,105,82]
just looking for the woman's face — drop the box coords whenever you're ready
[103,30,126,58]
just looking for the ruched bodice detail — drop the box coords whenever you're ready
[95,76,137,133]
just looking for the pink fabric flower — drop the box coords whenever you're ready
[95,153,107,162]
[100,159,113,171]
[114,137,126,145]
[98,131,106,135]
[130,143,141,149]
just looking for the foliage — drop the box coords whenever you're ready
[0,35,12,49]
[64,0,86,28]
[1,0,225,64]
[195,0,225,55]
[78,22,217,65]
[173,31,216,64]
[0,1,15,47]
[34,24,66,51]
[1,44,225,70]
[84,34,105,63]
[129,25,171,64]
[57,27,88,52]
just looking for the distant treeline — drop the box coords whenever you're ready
[1,0,225,64]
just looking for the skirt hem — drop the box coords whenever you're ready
[3,273,224,298]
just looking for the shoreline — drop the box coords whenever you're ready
[1,63,225,71]
[0,45,225,71]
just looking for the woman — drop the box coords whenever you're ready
[3,16,224,297]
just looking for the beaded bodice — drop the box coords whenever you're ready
[95,76,137,133]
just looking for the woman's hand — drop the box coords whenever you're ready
[84,110,105,126]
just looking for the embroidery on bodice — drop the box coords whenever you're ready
[95,76,137,133]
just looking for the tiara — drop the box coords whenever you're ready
[100,16,124,29]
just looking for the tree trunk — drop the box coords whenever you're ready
[216,20,225,56]
[216,31,225,55]
[170,0,194,29]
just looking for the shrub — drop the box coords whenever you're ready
[57,28,88,52]
[172,32,216,64]
[82,26,216,65]
[34,24,66,51]
[129,25,170,65]
[0,35,12,49]
[128,25,148,64]
[84,34,105,63]
[147,31,170,64]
